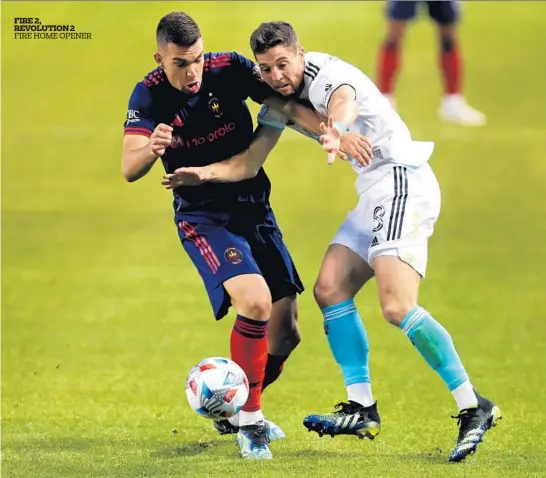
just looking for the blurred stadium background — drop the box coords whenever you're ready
[2,1,546,476]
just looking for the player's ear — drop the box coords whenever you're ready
[154,52,163,67]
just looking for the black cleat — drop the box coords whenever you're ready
[303,401,381,440]
[449,392,502,463]
[213,419,239,435]
[213,418,285,441]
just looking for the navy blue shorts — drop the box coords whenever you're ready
[175,206,304,320]
[386,0,460,25]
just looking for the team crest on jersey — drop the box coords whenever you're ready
[208,94,223,118]
[224,247,243,265]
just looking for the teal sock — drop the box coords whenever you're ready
[322,299,370,386]
[400,306,468,391]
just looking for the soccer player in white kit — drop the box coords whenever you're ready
[165,21,501,463]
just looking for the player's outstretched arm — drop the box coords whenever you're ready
[264,95,371,165]
[160,126,283,188]
[326,85,359,130]
[122,124,172,182]
[201,126,282,183]
[264,97,324,134]
[320,86,362,164]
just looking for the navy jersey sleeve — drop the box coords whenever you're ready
[123,82,155,137]
[229,52,279,104]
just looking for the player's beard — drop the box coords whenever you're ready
[272,78,299,95]
[276,83,294,95]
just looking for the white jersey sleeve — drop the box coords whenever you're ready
[301,52,434,179]
[307,59,360,117]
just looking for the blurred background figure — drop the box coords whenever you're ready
[377,0,486,126]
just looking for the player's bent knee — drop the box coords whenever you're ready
[381,301,414,326]
[438,25,457,42]
[439,34,456,52]
[225,274,272,321]
[384,38,401,51]
[268,297,301,355]
[313,278,346,309]
[278,316,302,349]
[386,22,407,45]
[284,322,302,350]
[236,293,272,322]
[273,328,302,356]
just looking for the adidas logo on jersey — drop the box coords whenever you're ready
[325,83,332,92]
[371,236,379,247]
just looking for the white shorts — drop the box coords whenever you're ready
[331,163,441,277]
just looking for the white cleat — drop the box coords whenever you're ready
[264,419,286,441]
[439,95,486,126]
[236,421,272,460]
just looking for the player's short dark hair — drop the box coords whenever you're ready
[250,21,299,55]
[156,12,201,47]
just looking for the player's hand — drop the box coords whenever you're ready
[161,167,206,189]
[319,117,342,164]
[319,117,373,166]
[339,133,373,166]
[150,123,173,157]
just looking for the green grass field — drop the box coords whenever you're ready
[2,1,546,476]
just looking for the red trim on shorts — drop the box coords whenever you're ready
[178,221,221,273]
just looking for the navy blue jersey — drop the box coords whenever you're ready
[124,52,278,212]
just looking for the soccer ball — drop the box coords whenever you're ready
[185,357,249,420]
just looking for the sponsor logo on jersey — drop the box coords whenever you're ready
[125,109,140,124]
[170,122,236,149]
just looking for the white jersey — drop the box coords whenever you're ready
[259,52,434,191]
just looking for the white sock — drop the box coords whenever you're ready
[452,381,478,411]
[227,414,239,427]
[237,410,265,427]
[347,382,374,407]
[444,93,462,101]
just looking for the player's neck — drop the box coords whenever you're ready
[293,58,305,97]
[294,78,305,97]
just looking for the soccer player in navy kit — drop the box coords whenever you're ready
[121,12,371,460]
